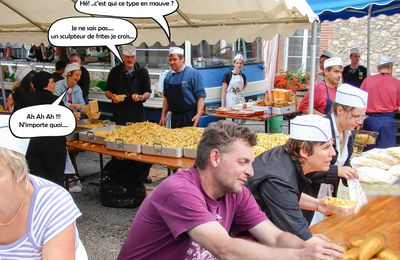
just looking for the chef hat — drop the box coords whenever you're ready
[335,83,368,108]
[64,63,81,76]
[378,55,393,66]
[324,57,343,69]
[15,66,33,82]
[234,54,244,61]
[320,50,333,58]
[349,48,360,55]
[0,114,30,155]
[290,115,332,142]
[169,47,184,56]
[121,45,136,56]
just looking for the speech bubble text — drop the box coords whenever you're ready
[48,17,137,62]
[9,90,77,138]
[75,0,179,41]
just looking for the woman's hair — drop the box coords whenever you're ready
[0,148,28,180]
[194,120,257,170]
[331,102,354,114]
[284,139,321,165]
[66,69,81,79]
[12,70,37,93]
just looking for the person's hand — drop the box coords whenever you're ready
[70,104,82,110]
[159,116,166,126]
[111,94,120,104]
[338,166,359,179]
[192,113,201,127]
[132,94,142,102]
[74,112,81,121]
[316,198,331,215]
[301,239,344,259]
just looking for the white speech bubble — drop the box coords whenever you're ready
[75,0,179,41]
[9,90,77,138]
[48,17,137,62]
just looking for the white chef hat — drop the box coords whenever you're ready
[324,57,343,69]
[378,55,393,66]
[0,114,30,155]
[335,83,368,108]
[290,115,332,142]
[234,54,244,61]
[169,47,184,56]
[320,50,333,58]
[349,48,360,55]
[64,63,81,76]
[121,45,136,56]
[15,66,33,82]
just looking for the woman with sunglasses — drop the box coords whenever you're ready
[302,84,368,225]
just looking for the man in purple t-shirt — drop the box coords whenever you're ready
[118,121,344,260]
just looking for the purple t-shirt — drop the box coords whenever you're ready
[118,166,267,260]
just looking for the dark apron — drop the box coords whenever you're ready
[113,69,145,125]
[167,69,197,128]
[363,112,396,149]
[323,80,333,115]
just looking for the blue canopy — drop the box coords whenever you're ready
[307,0,400,21]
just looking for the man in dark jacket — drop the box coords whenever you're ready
[248,115,336,242]
[105,45,151,125]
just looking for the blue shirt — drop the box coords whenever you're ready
[163,67,206,109]
[55,79,85,109]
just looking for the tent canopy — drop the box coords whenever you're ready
[0,0,317,45]
[307,0,400,21]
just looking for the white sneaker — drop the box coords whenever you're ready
[69,184,82,193]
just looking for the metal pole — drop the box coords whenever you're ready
[110,52,115,68]
[0,60,6,109]
[367,6,372,75]
[308,20,318,114]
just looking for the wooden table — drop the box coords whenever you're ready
[68,140,194,169]
[209,112,298,132]
[67,140,194,183]
[310,195,400,251]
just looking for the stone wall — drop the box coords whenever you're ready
[326,14,400,78]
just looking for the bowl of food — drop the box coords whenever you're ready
[352,142,366,156]
[324,197,358,215]
[355,130,378,145]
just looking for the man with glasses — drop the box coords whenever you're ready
[342,48,367,88]
[361,55,400,149]
[302,84,367,225]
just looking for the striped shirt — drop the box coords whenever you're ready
[0,175,82,260]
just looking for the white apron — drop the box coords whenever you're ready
[225,73,245,107]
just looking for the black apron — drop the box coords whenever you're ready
[323,80,333,115]
[113,68,145,125]
[167,69,197,128]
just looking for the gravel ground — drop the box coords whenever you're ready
[70,151,168,260]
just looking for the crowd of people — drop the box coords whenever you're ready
[1,44,398,259]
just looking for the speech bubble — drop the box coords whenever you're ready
[75,0,179,41]
[9,89,77,138]
[48,17,137,62]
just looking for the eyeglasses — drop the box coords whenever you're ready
[350,113,368,121]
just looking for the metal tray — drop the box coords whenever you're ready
[142,143,183,158]
[79,125,120,145]
[183,148,197,158]
[66,126,90,142]
[105,139,141,153]
[77,119,115,129]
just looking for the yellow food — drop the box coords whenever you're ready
[359,233,387,260]
[377,248,400,260]
[355,133,376,145]
[345,247,359,260]
[350,234,366,247]
[252,133,289,156]
[337,242,350,251]
[115,94,126,102]
[80,122,109,128]
[325,197,357,207]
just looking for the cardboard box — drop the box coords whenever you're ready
[88,100,99,113]
[272,105,295,115]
